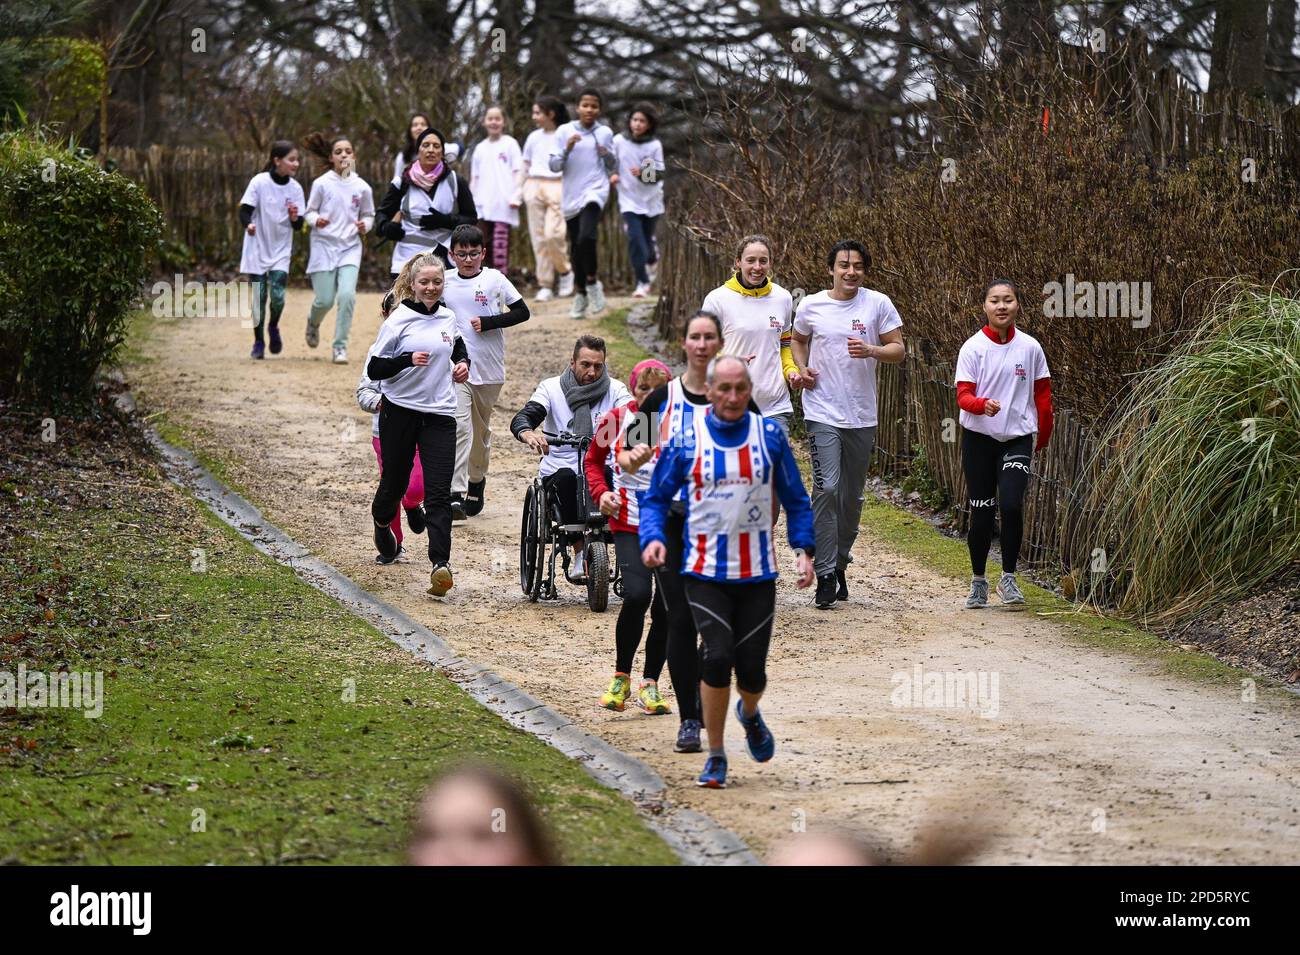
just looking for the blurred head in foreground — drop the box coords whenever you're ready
[409,765,558,866]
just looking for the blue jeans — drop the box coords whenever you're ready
[622,212,660,285]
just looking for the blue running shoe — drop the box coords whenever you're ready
[735,699,775,762]
[250,341,265,360]
[674,718,702,753]
[697,755,727,788]
[268,323,283,354]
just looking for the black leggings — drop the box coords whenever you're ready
[372,402,456,565]
[684,577,776,695]
[961,430,1033,576]
[566,202,601,291]
[613,531,667,680]
[654,507,701,721]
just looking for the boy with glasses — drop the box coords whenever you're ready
[443,225,531,518]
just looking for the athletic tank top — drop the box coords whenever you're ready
[657,377,707,504]
[611,408,652,527]
[681,411,776,582]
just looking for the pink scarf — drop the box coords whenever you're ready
[407,160,444,190]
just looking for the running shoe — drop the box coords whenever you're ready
[465,479,486,517]
[997,572,1026,606]
[965,576,989,609]
[558,271,575,297]
[588,280,607,314]
[332,346,348,364]
[374,521,399,562]
[815,573,838,609]
[638,681,671,715]
[404,504,427,535]
[250,341,265,360]
[697,755,727,789]
[632,282,650,298]
[600,673,632,711]
[735,699,775,762]
[268,323,283,354]
[305,321,320,348]
[535,287,555,303]
[674,719,702,753]
[375,544,404,565]
[835,568,849,601]
[428,563,454,598]
[570,291,588,319]
[450,494,468,522]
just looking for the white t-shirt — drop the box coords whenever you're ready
[470,135,523,225]
[238,172,306,274]
[793,287,903,429]
[442,267,523,386]
[552,121,614,219]
[704,282,795,417]
[305,170,375,273]
[955,327,1050,441]
[527,376,632,477]
[521,128,562,179]
[369,302,462,416]
[612,134,665,217]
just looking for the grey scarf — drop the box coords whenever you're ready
[559,366,610,437]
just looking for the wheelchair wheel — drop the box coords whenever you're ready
[519,483,544,601]
[585,540,610,613]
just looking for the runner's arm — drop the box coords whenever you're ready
[478,298,530,331]
[780,332,800,381]
[373,182,405,240]
[511,400,548,439]
[790,331,811,374]
[1034,378,1054,450]
[239,204,255,228]
[769,425,816,557]
[451,336,470,369]
[955,381,986,415]
[367,353,414,379]
[637,443,688,551]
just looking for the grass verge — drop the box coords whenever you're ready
[0,400,677,865]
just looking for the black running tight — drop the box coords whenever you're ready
[961,430,1033,576]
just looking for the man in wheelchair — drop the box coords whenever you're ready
[510,334,632,576]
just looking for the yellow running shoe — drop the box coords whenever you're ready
[428,563,454,598]
[638,681,671,715]
[600,673,632,711]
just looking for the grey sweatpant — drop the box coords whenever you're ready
[806,420,876,577]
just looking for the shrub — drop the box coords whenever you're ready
[0,129,162,408]
[1074,281,1300,625]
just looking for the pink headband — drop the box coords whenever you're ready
[630,358,672,393]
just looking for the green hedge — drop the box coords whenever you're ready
[0,130,161,407]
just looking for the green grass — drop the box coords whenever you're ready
[0,458,676,866]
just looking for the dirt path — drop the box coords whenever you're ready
[130,288,1300,863]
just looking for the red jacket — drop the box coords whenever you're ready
[585,402,637,533]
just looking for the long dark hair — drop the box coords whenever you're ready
[534,95,569,127]
[402,113,432,164]
[628,102,659,140]
[262,140,298,174]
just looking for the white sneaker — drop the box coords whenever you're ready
[633,282,650,298]
[332,347,348,364]
[558,272,575,297]
[588,280,607,314]
[535,287,555,303]
[570,292,588,319]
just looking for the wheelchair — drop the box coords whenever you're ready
[518,432,623,612]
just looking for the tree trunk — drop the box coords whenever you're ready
[1266,0,1298,102]
[1209,0,1270,96]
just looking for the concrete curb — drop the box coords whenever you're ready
[143,423,758,866]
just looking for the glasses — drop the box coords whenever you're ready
[452,249,484,259]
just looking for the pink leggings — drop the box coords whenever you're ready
[372,436,424,545]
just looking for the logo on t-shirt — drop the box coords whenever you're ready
[351,194,361,209]
[474,289,489,306]
[1014,363,1027,380]
[441,332,453,345]
[851,319,868,335]
[768,316,782,329]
